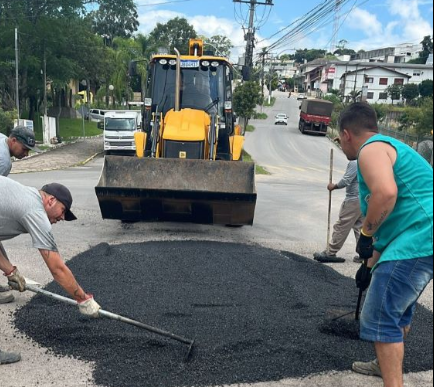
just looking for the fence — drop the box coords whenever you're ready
[328,125,433,166]
[379,126,433,165]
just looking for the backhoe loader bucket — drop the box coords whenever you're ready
[96,156,257,226]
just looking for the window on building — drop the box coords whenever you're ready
[367,92,375,100]
[413,71,422,77]
[379,92,388,100]
[394,78,405,85]
[379,78,389,85]
[365,77,374,84]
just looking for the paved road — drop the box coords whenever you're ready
[1,94,432,387]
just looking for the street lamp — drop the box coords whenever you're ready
[109,85,115,109]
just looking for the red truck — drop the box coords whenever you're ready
[299,99,334,136]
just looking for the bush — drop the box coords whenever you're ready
[0,109,17,135]
[253,112,268,120]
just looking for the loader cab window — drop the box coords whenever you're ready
[105,118,136,131]
[150,60,230,120]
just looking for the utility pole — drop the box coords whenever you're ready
[43,42,47,117]
[15,27,20,119]
[234,0,274,73]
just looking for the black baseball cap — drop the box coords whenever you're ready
[41,183,77,221]
[11,126,41,152]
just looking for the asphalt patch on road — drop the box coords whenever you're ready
[14,242,433,387]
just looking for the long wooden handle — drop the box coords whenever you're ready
[326,149,334,252]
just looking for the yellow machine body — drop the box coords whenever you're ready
[96,39,256,226]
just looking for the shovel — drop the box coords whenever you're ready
[15,283,195,362]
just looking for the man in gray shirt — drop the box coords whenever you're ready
[0,127,41,305]
[0,177,101,365]
[314,160,364,263]
[0,126,40,177]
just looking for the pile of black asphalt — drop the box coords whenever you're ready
[14,241,433,387]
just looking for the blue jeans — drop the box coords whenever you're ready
[360,256,433,344]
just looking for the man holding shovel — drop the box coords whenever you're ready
[314,159,364,263]
[338,103,433,387]
[0,177,101,365]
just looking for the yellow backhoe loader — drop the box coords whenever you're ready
[96,39,257,226]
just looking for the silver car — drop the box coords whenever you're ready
[275,113,288,126]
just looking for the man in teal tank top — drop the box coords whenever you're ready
[338,103,433,387]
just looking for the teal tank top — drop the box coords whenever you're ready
[358,134,433,265]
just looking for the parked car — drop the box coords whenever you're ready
[275,113,289,126]
[89,109,107,123]
[297,93,307,100]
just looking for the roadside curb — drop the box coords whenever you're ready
[11,152,103,174]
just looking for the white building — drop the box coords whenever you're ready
[352,43,423,64]
[296,60,433,104]
[340,67,411,104]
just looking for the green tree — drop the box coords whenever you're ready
[386,84,403,105]
[149,17,197,55]
[294,49,327,64]
[402,83,420,104]
[420,35,433,62]
[205,35,233,58]
[409,36,433,64]
[233,81,262,127]
[91,0,139,45]
[419,80,434,98]
[416,97,433,135]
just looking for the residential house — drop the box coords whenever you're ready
[340,67,411,103]
[295,59,433,104]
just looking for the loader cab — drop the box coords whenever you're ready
[143,56,235,160]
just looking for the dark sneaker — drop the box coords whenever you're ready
[0,350,21,365]
[0,285,10,293]
[0,292,14,304]
[352,359,382,378]
[314,251,346,263]
[353,256,364,264]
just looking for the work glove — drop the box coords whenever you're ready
[6,267,26,292]
[78,295,101,318]
[357,230,374,260]
[356,262,373,292]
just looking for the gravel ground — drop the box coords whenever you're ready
[14,241,433,387]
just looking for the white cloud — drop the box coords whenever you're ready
[137,10,249,61]
[346,8,383,37]
[343,1,433,50]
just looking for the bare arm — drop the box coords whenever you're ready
[358,142,398,236]
[0,242,14,275]
[39,249,88,302]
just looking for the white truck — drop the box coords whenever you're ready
[101,110,142,155]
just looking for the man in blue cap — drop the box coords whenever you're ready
[0,126,41,305]
[0,126,41,177]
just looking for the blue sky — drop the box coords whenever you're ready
[136,0,433,59]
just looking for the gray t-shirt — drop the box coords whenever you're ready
[0,133,12,177]
[0,177,58,251]
[336,160,359,201]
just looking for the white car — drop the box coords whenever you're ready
[275,114,288,126]
[297,94,308,100]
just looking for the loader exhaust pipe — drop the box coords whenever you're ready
[174,47,181,112]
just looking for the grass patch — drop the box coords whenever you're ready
[263,97,276,107]
[246,125,256,132]
[29,113,102,142]
[243,150,270,175]
[253,112,268,120]
[58,118,101,140]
